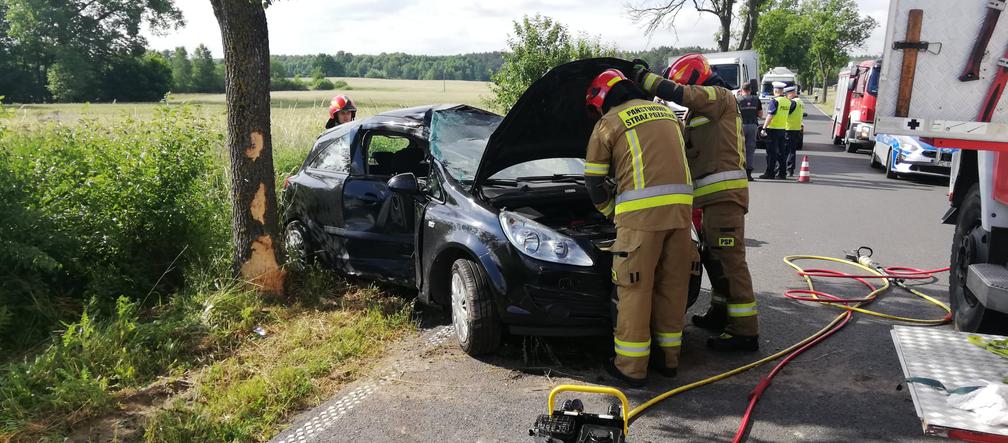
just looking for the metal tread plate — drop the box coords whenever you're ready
[972,263,1008,291]
[876,0,1008,141]
[891,326,1008,438]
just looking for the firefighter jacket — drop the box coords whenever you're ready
[584,98,693,231]
[641,76,749,209]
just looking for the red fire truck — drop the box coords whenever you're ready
[831,59,882,153]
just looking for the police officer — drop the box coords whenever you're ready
[759,82,792,179]
[737,82,763,181]
[583,69,699,387]
[784,85,804,176]
[325,95,357,129]
[632,54,759,352]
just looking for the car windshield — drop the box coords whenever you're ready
[429,109,502,183]
[711,64,740,90]
[430,108,586,184]
[867,65,881,96]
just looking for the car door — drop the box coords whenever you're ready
[339,129,424,282]
[299,130,354,270]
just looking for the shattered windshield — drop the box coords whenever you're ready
[430,109,502,183]
[430,109,585,184]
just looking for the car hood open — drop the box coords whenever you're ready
[471,57,635,188]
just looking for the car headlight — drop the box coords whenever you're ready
[859,125,872,138]
[499,210,594,267]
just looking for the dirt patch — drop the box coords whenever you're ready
[65,378,190,443]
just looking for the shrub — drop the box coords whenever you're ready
[331,80,349,89]
[269,77,308,91]
[0,105,229,351]
[310,78,335,90]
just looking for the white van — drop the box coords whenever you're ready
[759,67,799,108]
[662,50,760,118]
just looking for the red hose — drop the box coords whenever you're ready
[731,263,948,443]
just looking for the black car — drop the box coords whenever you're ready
[281,58,700,355]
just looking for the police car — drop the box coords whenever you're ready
[871,134,958,179]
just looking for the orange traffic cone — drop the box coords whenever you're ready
[798,156,811,183]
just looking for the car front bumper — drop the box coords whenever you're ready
[894,149,952,176]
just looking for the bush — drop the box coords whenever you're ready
[0,105,229,351]
[310,78,335,90]
[331,80,349,89]
[270,77,308,91]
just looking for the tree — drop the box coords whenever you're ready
[628,0,737,51]
[736,0,769,50]
[191,44,221,93]
[3,0,182,101]
[490,15,614,111]
[801,0,877,102]
[311,53,343,77]
[752,6,811,75]
[209,0,285,295]
[170,47,193,92]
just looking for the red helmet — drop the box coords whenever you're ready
[586,69,628,114]
[667,53,712,85]
[328,95,356,119]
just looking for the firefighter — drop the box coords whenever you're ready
[759,82,792,179]
[737,82,763,181]
[784,85,804,176]
[583,68,699,387]
[325,95,357,129]
[631,54,759,352]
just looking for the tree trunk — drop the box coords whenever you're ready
[210,0,286,295]
[718,15,732,51]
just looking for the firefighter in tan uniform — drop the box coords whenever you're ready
[632,54,760,352]
[583,69,699,387]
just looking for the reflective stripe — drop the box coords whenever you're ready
[626,129,645,190]
[607,76,623,87]
[735,116,746,169]
[643,72,661,93]
[704,86,717,101]
[584,162,609,175]
[695,179,749,198]
[598,199,614,217]
[654,331,682,347]
[611,268,617,282]
[728,302,758,317]
[616,183,695,204]
[693,170,748,188]
[616,193,693,215]
[614,338,651,357]
[674,123,692,185]
[688,116,711,127]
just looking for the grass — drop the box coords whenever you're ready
[811,85,837,117]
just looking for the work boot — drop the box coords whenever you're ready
[758,173,774,180]
[603,358,647,388]
[746,168,754,181]
[707,333,759,352]
[648,353,677,378]
[691,308,727,332]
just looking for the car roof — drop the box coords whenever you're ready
[375,104,463,122]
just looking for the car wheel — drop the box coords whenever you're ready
[950,185,1008,333]
[284,220,312,271]
[885,149,899,179]
[450,258,501,355]
[831,122,841,145]
[869,151,883,169]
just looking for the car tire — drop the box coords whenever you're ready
[284,220,313,271]
[450,258,502,356]
[869,151,883,169]
[950,185,1008,333]
[885,149,899,179]
[831,122,841,145]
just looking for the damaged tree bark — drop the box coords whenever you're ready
[210,0,285,295]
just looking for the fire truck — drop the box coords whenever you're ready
[876,0,1008,335]
[832,59,882,153]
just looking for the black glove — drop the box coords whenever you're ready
[630,61,652,86]
[631,58,650,71]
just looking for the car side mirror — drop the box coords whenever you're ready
[388,173,420,195]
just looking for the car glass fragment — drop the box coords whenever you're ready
[429,108,502,183]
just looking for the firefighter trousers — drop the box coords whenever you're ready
[611,227,699,379]
[701,201,759,336]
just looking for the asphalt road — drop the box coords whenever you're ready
[271,100,955,443]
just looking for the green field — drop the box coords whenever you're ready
[6,77,494,179]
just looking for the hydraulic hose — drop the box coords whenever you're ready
[624,253,951,443]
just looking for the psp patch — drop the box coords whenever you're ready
[718,237,735,247]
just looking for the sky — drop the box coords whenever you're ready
[144,0,890,58]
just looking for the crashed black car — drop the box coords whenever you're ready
[281,58,700,355]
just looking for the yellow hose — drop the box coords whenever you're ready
[622,254,949,422]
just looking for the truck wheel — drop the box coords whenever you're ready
[950,185,1007,333]
[450,258,502,355]
[869,151,883,169]
[831,122,841,145]
[885,149,899,179]
[845,138,858,153]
